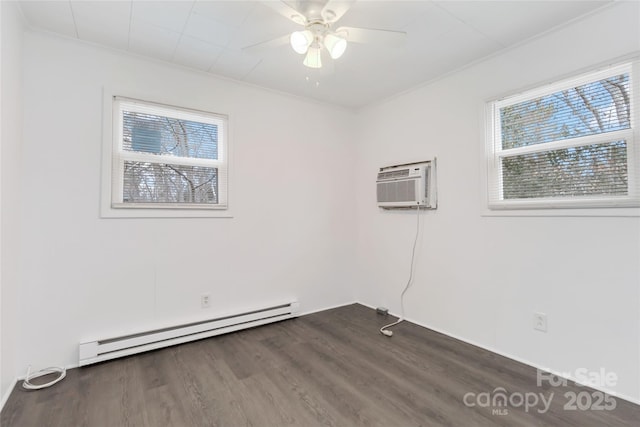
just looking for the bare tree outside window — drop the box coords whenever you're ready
[498,73,630,200]
[121,111,219,205]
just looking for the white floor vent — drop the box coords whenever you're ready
[79,300,300,367]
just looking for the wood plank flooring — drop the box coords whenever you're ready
[2,304,639,426]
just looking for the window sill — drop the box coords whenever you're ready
[481,206,640,217]
[100,206,234,219]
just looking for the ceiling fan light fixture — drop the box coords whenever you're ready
[290,30,313,54]
[324,33,347,59]
[303,46,322,68]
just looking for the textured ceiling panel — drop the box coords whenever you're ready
[18,0,613,108]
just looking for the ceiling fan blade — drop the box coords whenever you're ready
[242,34,291,54]
[321,0,356,23]
[261,1,306,25]
[337,26,407,46]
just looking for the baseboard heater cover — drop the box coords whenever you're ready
[79,300,300,367]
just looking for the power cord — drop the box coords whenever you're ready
[22,365,66,390]
[380,204,422,337]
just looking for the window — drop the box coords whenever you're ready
[110,97,228,211]
[486,62,639,211]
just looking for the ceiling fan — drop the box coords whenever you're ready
[245,0,407,69]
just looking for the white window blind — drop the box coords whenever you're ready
[111,97,228,209]
[486,62,639,210]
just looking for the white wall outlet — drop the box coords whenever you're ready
[201,294,211,308]
[533,312,547,332]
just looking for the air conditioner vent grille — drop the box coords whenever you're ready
[377,180,416,202]
[377,169,410,180]
[376,159,437,209]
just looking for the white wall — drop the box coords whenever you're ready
[17,31,356,374]
[1,1,24,405]
[354,2,640,401]
[5,0,640,408]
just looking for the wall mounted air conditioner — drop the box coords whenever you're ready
[377,159,437,209]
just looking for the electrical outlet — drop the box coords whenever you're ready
[533,312,547,332]
[201,294,211,308]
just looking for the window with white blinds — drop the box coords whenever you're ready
[111,97,228,210]
[486,62,639,210]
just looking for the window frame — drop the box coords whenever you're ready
[101,89,232,218]
[485,61,640,215]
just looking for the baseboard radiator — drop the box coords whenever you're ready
[79,300,300,367]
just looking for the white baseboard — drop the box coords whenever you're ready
[403,316,640,406]
[2,301,637,415]
[1,361,82,414]
[0,377,18,413]
[355,301,384,312]
[300,300,359,317]
[358,301,640,406]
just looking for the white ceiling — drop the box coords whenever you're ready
[17,0,611,109]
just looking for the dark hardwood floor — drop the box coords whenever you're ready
[2,304,639,426]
